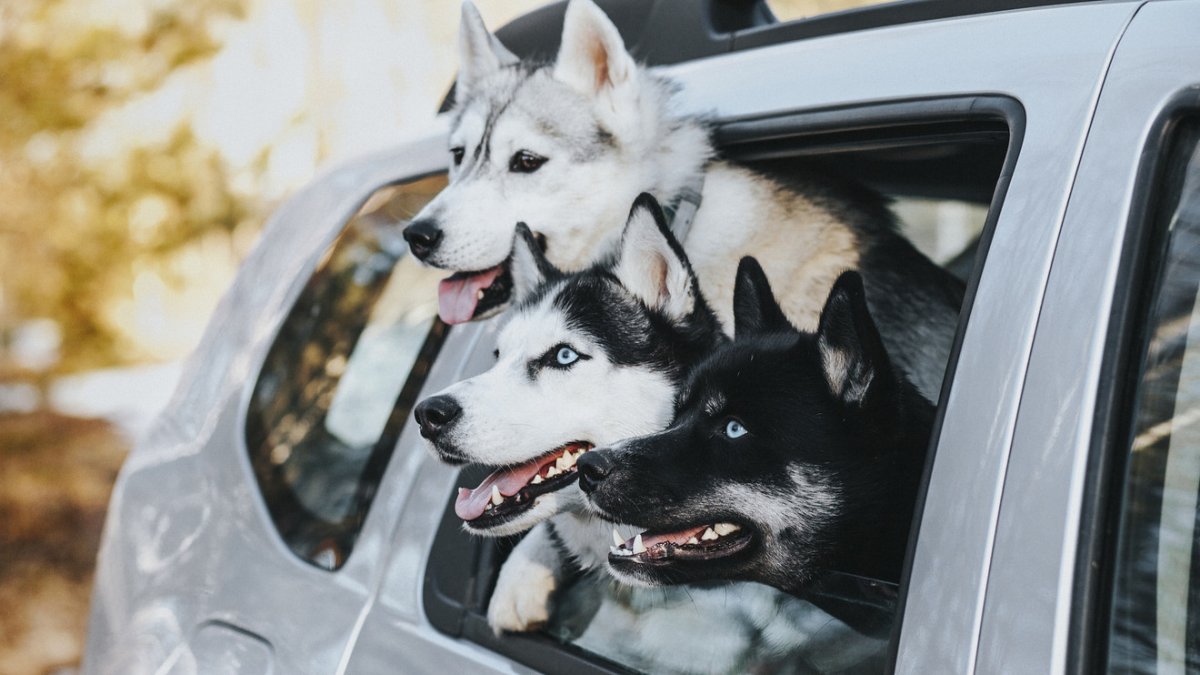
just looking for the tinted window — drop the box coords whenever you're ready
[245,174,448,570]
[1107,121,1200,673]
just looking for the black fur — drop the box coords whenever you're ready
[520,194,724,380]
[579,260,934,596]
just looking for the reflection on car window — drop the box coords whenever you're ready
[1107,121,1200,673]
[245,174,448,570]
[547,571,894,674]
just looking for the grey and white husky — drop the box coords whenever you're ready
[403,0,964,402]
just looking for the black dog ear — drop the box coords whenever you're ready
[613,193,698,321]
[815,271,890,405]
[733,257,792,339]
[510,223,561,302]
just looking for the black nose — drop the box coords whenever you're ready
[403,219,443,260]
[413,395,461,439]
[577,450,614,494]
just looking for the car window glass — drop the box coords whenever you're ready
[1107,121,1200,674]
[244,174,448,570]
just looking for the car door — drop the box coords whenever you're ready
[338,4,1140,674]
[976,2,1200,674]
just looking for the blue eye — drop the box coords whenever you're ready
[556,347,579,366]
[725,419,748,439]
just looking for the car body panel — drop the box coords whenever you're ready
[976,4,1200,674]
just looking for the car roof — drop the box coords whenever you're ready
[440,0,1104,111]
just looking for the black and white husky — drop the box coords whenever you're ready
[403,0,963,402]
[413,194,728,632]
[578,259,934,597]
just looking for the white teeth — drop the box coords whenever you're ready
[491,485,503,506]
[701,527,719,541]
[632,534,646,555]
[545,466,561,478]
[713,523,740,537]
[476,289,485,300]
[613,528,625,548]
[531,474,543,484]
[562,452,577,468]
[610,546,620,555]
[687,536,700,546]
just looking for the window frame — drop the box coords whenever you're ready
[1071,96,1200,675]
[420,95,1025,675]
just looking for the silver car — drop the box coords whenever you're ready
[84,0,1200,673]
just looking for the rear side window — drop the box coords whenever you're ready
[1106,121,1200,673]
[245,174,448,570]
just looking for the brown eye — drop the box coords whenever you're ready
[509,150,547,173]
[451,147,465,166]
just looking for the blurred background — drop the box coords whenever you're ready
[0,0,876,672]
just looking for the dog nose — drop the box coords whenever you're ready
[577,450,614,494]
[413,395,461,439]
[403,219,442,260]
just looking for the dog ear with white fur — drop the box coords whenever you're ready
[554,0,639,134]
[732,256,794,339]
[815,271,892,406]
[612,193,697,322]
[510,223,562,303]
[457,1,518,100]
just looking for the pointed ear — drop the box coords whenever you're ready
[733,257,792,339]
[613,193,697,321]
[510,223,561,302]
[457,1,518,100]
[816,271,890,405]
[553,0,635,97]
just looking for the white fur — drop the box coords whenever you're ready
[456,1,518,99]
[487,522,563,632]
[613,205,696,319]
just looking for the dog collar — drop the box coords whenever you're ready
[664,173,705,243]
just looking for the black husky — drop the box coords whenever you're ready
[578,258,934,595]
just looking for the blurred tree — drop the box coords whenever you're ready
[0,0,249,378]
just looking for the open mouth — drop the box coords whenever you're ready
[437,262,513,324]
[454,442,594,529]
[608,521,754,566]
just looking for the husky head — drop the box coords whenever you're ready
[577,260,934,593]
[412,194,724,536]
[403,0,711,325]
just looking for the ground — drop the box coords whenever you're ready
[0,412,128,675]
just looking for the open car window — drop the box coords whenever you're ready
[423,98,1022,674]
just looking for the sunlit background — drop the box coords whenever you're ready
[0,0,879,671]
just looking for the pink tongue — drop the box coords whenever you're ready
[438,267,503,324]
[454,455,549,521]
